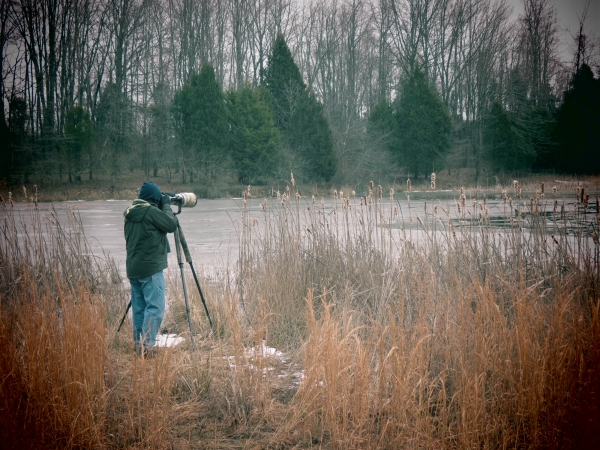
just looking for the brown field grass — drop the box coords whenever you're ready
[1,176,600,449]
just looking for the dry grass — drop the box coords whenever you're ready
[2,176,600,449]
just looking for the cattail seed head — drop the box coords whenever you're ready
[352,190,356,199]
[431,173,436,190]
[370,180,374,191]
[262,199,267,211]
[552,185,557,195]
[390,188,394,200]
[321,197,325,207]
[312,195,315,203]
[378,185,382,201]
[340,190,344,199]
[333,189,338,200]
[291,173,295,186]
[502,189,507,204]
[407,179,411,192]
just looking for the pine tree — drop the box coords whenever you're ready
[554,64,600,173]
[368,100,400,163]
[227,86,281,184]
[394,69,451,178]
[288,91,337,182]
[262,33,306,132]
[171,62,229,180]
[262,33,336,182]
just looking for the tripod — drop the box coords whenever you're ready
[117,216,213,352]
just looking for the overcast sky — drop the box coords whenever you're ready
[510,0,600,63]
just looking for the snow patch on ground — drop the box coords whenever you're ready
[155,333,185,347]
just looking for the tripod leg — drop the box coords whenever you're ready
[174,225,196,351]
[188,262,213,329]
[177,222,214,330]
[117,301,131,333]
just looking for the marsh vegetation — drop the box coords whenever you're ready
[1,177,600,448]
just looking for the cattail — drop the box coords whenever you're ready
[277,191,281,201]
[321,197,325,207]
[8,192,12,207]
[596,196,599,214]
[352,190,356,199]
[434,205,438,216]
[424,202,427,214]
[390,188,394,200]
[378,185,382,201]
[581,187,585,203]
[296,192,300,202]
[577,186,581,200]
[561,202,565,219]
[407,179,411,192]
[22,185,27,200]
[312,195,315,204]
[262,199,267,211]
[502,189,507,204]
[291,173,295,186]
[460,187,466,207]
[286,185,290,194]
[394,205,398,216]
[513,180,519,193]
[339,190,344,199]
[593,230,599,246]
[431,172,436,190]
[334,189,338,200]
[552,185,557,195]
[584,194,590,210]
[252,218,258,226]
[0,194,4,206]
[369,180,374,192]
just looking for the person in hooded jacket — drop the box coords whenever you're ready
[124,181,177,356]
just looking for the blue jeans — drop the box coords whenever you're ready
[130,271,165,350]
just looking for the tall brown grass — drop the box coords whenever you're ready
[2,179,599,449]
[236,179,600,448]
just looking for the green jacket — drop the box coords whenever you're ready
[123,199,177,279]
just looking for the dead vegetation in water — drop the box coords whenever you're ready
[1,177,600,449]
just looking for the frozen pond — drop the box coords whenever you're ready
[3,191,598,279]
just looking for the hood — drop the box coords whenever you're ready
[138,181,162,205]
[124,199,152,222]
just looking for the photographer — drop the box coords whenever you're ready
[124,181,177,357]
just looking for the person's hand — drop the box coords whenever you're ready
[161,193,171,207]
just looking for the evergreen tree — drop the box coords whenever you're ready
[554,64,600,173]
[227,86,281,184]
[394,69,452,178]
[484,102,535,171]
[368,100,400,163]
[171,62,229,181]
[262,33,336,182]
[288,91,337,182]
[262,33,306,132]
[64,106,93,182]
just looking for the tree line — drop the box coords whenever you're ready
[1,0,599,190]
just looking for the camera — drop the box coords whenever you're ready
[163,192,197,214]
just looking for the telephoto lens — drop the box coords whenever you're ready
[173,192,197,208]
